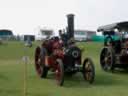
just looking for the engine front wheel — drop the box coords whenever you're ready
[100,47,115,71]
[55,59,64,86]
[83,58,95,84]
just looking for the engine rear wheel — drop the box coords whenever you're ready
[35,46,48,78]
[83,58,95,84]
[55,59,64,86]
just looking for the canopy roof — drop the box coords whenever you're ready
[97,21,128,32]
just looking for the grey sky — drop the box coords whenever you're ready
[0,0,128,35]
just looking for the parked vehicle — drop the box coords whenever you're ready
[34,14,95,86]
[97,21,128,71]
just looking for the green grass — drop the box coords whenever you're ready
[1,41,128,96]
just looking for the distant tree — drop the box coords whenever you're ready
[0,29,13,36]
[0,29,13,41]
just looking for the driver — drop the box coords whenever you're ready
[67,38,76,48]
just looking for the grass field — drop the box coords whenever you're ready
[1,41,128,96]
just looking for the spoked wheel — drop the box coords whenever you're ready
[100,47,115,71]
[34,46,48,78]
[55,59,64,86]
[83,58,95,84]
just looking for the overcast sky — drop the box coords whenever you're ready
[0,0,128,35]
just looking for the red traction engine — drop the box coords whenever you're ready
[34,37,95,86]
[35,14,95,86]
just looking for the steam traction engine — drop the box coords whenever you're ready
[98,22,128,71]
[34,14,95,86]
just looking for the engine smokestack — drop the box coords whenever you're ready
[67,14,75,39]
